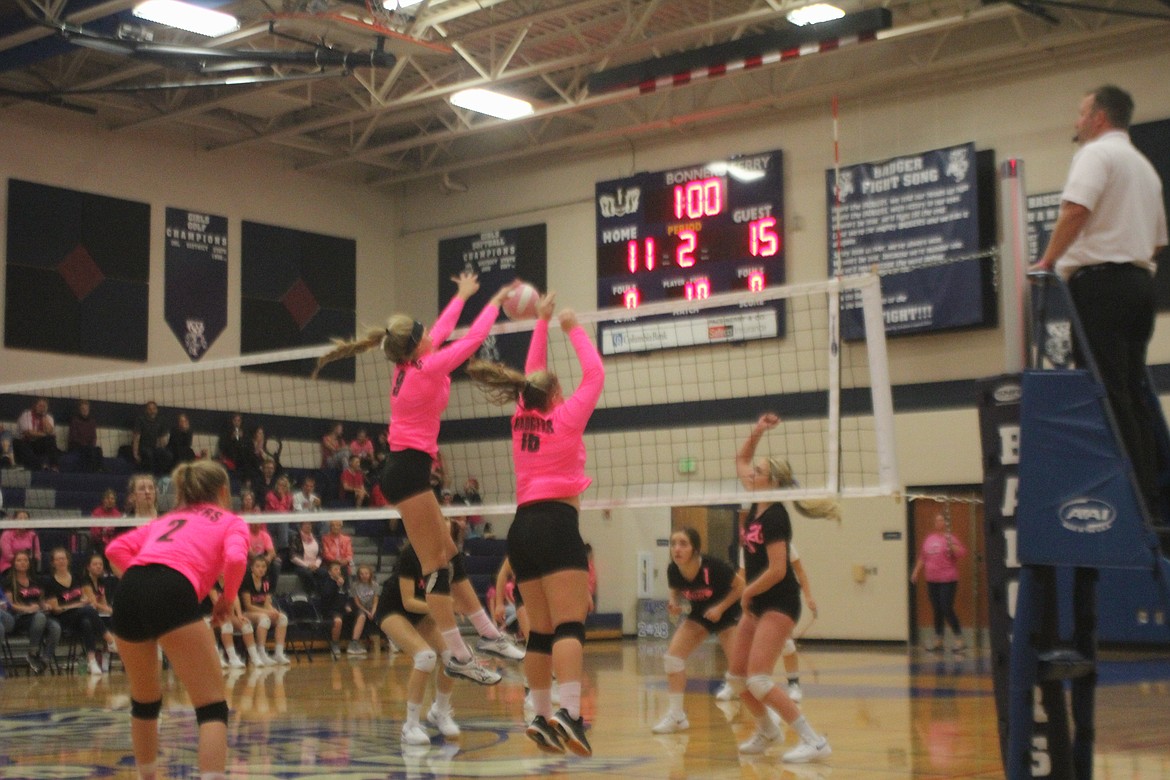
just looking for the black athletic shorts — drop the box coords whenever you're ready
[375,604,427,628]
[686,602,742,635]
[508,501,588,583]
[451,550,468,584]
[747,586,802,622]
[380,449,433,504]
[112,564,203,642]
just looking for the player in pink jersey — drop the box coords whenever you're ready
[313,271,515,686]
[105,460,250,780]
[468,293,605,756]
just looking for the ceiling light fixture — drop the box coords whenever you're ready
[786,3,846,26]
[383,1,424,9]
[133,0,240,37]
[450,88,534,120]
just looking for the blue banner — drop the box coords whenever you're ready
[1026,193,1061,265]
[828,142,982,338]
[165,207,227,361]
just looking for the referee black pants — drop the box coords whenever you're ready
[1068,262,1158,513]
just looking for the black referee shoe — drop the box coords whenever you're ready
[550,708,592,757]
[525,715,565,754]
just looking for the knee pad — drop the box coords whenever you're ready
[241,620,253,632]
[277,613,288,627]
[527,631,553,655]
[194,700,229,726]
[425,567,451,595]
[413,649,437,673]
[131,698,162,720]
[725,674,747,696]
[440,650,452,667]
[782,638,797,657]
[746,674,775,701]
[257,615,272,630]
[220,623,234,636]
[553,621,586,645]
[662,654,686,674]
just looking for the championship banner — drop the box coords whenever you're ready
[827,142,984,338]
[1025,193,1061,265]
[165,207,227,361]
[438,224,547,371]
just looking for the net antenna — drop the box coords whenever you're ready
[1,274,896,531]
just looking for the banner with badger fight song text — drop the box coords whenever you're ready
[827,142,994,339]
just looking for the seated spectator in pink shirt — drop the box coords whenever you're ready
[247,521,280,586]
[340,456,369,507]
[321,520,354,580]
[90,488,122,554]
[0,512,42,577]
[265,474,293,513]
[67,399,103,473]
[349,428,375,471]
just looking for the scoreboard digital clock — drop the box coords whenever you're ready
[594,150,785,354]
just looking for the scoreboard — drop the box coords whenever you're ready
[594,150,785,353]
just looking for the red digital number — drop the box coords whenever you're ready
[624,287,640,309]
[748,216,779,257]
[626,237,656,273]
[673,177,726,219]
[748,270,766,292]
[676,230,697,268]
[685,278,711,301]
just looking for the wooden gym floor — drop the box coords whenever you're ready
[0,639,1167,779]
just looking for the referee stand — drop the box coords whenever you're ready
[1005,272,1170,779]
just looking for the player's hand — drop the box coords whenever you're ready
[666,601,681,617]
[756,413,780,431]
[536,291,557,321]
[807,597,818,615]
[489,279,521,306]
[453,271,480,300]
[559,309,579,332]
[211,597,232,627]
[703,606,723,622]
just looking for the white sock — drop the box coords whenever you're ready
[137,762,157,780]
[274,643,284,656]
[558,681,582,719]
[468,609,502,639]
[532,688,553,719]
[434,691,452,712]
[406,702,421,726]
[791,715,820,743]
[757,710,780,734]
[441,628,471,662]
[668,692,684,715]
[248,645,262,663]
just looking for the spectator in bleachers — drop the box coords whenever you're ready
[239,557,290,665]
[81,553,116,625]
[319,560,350,658]
[14,397,61,471]
[125,474,158,520]
[67,399,103,473]
[246,521,280,587]
[167,412,198,466]
[265,474,293,513]
[6,550,61,674]
[348,564,378,655]
[250,427,283,477]
[238,489,261,515]
[0,579,15,673]
[321,422,349,470]
[373,429,390,469]
[131,401,173,477]
[209,581,258,669]
[1,424,16,469]
[289,521,329,595]
[292,476,322,513]
[0,510,42,577]
[45,547,113,676]
[349,428,375,472]
[90,488,122,554]
[217,413,247,471]
[340,455,369,507]
[253,459,278,502]
[322,520,354,580]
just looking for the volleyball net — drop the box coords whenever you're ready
[0,274,896,531]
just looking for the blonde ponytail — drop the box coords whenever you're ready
[312,328,385,379]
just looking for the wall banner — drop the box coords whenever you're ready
[827,142,982,338]
[165,207,227,361]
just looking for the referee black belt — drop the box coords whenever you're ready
[1069,262,1145,281]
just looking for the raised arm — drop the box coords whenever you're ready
[556,310,605,429]
[736,413,780,488]
[425,283,515,375]
[525,292,556,374]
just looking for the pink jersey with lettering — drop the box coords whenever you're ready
[106,503,250,604]
[389,297,500,457]
[513,321,605,505]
